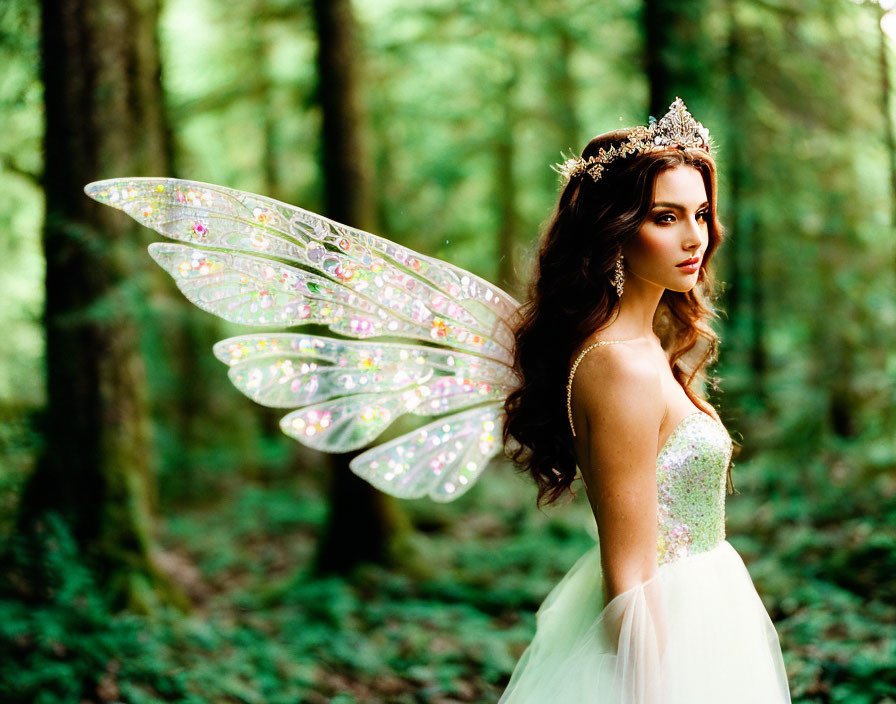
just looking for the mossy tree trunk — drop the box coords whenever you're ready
[310,0,409,574]
[12,0,184,612]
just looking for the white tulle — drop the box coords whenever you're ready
[497,539,791,703]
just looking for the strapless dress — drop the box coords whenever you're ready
[497,411,792,704]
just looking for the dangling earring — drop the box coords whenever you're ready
[610,254,625,297]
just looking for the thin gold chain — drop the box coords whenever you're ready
[566,339,634,438]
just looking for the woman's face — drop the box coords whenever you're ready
[623,164,710,293]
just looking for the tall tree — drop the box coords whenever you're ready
[877,5,896,230]
[723,0,767,405]
[876,5,896,432]
[547,20,582,156]
[310,0,405,573]
[12,0,182,610]
[643,0,712,117]
[495,67,520,294]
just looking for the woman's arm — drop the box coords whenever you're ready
[572,345,669,692]
[575,346,664,601]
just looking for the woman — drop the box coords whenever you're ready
[84,97,791,703]
[501,99,792,703]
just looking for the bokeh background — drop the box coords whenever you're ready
[2,0,896,702]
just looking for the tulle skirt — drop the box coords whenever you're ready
[497,539,791,703]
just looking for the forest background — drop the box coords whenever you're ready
[1,0,895,702]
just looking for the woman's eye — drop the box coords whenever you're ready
[656,210,709,225]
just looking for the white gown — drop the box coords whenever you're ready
[497,411,792,703]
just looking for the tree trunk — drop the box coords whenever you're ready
[724,1,766,405]
[643,0,711,117]
[878,7,896,230]
[12,0,184,612]
[496,69,519,294]
[877,7,896,433]
[310,0,405,574]
[312,0,374,231]
[551,26,581,155]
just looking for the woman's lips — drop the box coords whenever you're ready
[676,258,700,273]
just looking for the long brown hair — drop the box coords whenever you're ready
[503,128,733,507]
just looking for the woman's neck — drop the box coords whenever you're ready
[607,273,665,340]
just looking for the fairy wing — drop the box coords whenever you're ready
[84,177,520,502]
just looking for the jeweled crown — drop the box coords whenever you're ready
[551,97,712,184]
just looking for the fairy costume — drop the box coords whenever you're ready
[85,98,791,702]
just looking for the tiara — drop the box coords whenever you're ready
[551,97,712,184]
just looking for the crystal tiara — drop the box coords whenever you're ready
[551,97,713,184]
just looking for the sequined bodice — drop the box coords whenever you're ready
[656,411,732,566]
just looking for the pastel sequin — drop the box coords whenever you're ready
[656,412,732,566]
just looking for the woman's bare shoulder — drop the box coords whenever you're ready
[577,344,662,404]
[572,341,665,435]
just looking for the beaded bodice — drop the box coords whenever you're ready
[656,411,732,566]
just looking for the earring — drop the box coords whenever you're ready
[610,254,625,297]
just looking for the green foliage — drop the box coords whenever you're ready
[0,513,318,704]
[2,454,896,701]
[725,443,896,702]
[2,0,896,700]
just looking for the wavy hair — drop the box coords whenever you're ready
[503,128,734,507]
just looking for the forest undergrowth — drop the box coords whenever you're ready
[1,443,894,704]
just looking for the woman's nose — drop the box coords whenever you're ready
[683,216,703,244]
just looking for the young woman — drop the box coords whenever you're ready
[501,100,792,703]
[85,97,790,703]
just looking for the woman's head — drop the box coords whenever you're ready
[503,127,730,507]
[554,128,724,299]
[625,163,710,294]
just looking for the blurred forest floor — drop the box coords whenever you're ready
[3,436,895,702]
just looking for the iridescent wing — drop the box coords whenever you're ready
[84,177,520,501]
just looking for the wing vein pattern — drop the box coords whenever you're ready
[85,177,521,501]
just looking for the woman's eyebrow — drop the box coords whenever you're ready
[651,201,710,210]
